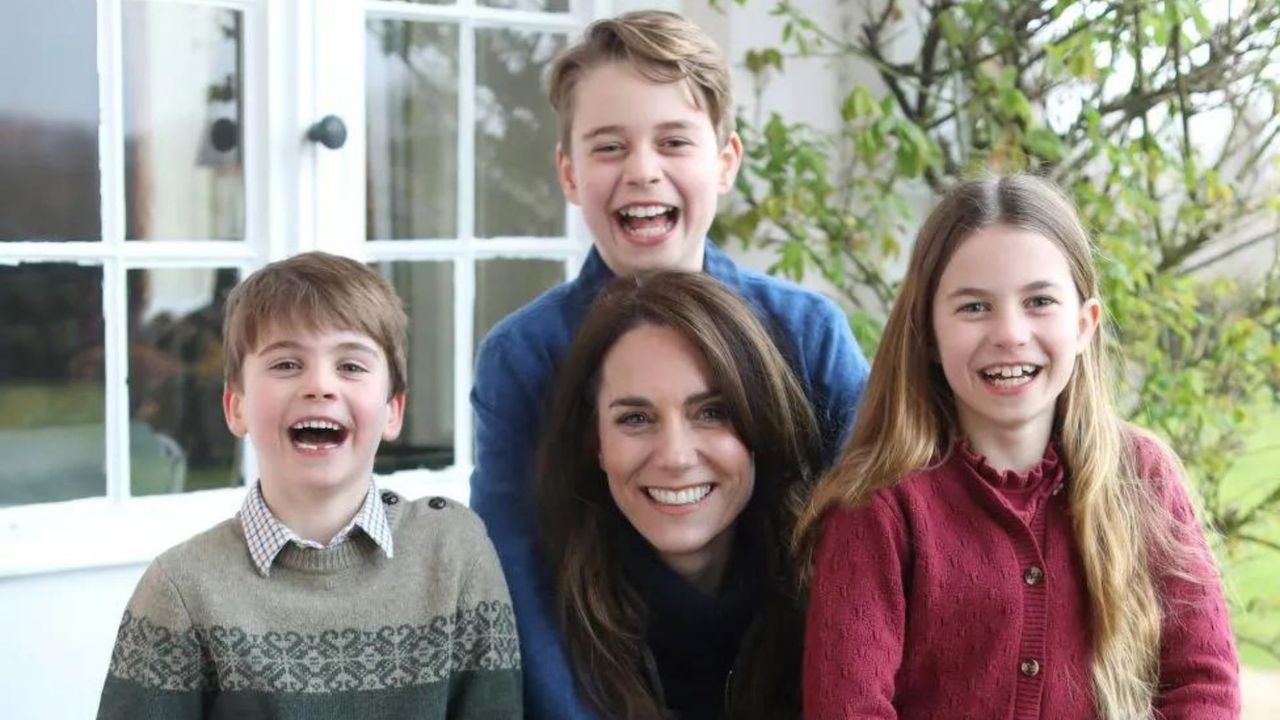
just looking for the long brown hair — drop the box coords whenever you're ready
[797,174,1201,719]
[538,271,821,719]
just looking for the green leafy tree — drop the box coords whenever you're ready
[713,0,1280,663]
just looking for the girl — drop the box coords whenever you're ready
[538,271,823,719]
[800,175,1239,719]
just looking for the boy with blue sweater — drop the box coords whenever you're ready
[469,11,869,718]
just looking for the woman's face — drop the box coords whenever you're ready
[595,323,754,591]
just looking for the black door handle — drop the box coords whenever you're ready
[306,115,347,150]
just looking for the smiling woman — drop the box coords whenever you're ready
[536,271,822,720]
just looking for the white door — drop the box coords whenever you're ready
[0,0,597,576]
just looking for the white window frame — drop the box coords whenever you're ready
[0,0,606,578]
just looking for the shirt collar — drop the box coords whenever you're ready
[571,239,742,299]
[239,480,394,577]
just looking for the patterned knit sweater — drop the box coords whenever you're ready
[97,492,522,719]
[804,432,1239,720]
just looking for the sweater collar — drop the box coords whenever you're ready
[957,439,1063,491]
[618,522,762,683]
[239,480,394,577]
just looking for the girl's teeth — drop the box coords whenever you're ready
[647,485,712,506]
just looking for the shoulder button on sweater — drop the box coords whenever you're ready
[428,497,447,510]
[1020,659,1041,678]
[380,491,399,505]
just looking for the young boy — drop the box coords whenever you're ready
[98,252,521,719]
[469,10,870,719]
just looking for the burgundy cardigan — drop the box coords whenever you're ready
[803,433,1239,720]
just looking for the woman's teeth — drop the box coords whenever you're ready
[646,484,712,506]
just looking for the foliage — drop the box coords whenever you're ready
[712,0,1280,661]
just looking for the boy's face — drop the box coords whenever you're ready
[223,325,405,498]
[557,62,743,276]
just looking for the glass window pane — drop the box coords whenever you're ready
[366,21,459,240]
[122,2,245,241]
[0,0,100,242]
[475,258,564,351]
[376,261,454,471]
[475,29,566,238]
[128,268,242,497]
[0,265,105,506]
[479,0,570,13]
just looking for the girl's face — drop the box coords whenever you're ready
[595,323,754,592]
[931,224,1100,449]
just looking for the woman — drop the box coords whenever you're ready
[537,271,823,720]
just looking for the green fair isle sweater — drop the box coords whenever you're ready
[97,492,522,719]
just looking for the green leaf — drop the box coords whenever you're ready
[841,86,879,122]
[998,86,1033,124]
[1024,126,1065,162]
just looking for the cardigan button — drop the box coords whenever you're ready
[1023,566,1044,586]
[380,491,399,505]
[428,497,448,510]
[1020,659,1041,678]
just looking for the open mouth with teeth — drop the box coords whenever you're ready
[645,484,713,507]
[616,203,679,239]
[288,418,349,451]
[979,363,1043,388]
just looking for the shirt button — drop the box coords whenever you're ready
[428,497,447,510]
[1020,659,1041,678]
[1023,566,1044,586]
[380,491,399,505]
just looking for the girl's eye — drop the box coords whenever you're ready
[662,137,693,149]
[1027,295,1058,308]
[338,362,368,374]
[270,360,300,371]
[957,301,988,314]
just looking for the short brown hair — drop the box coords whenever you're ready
[222,252,407,396]
[548,10,734,149]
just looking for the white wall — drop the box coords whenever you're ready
[0,564,146,719]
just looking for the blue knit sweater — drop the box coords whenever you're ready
[469,241,868,719]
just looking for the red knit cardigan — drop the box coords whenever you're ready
[803,433,1239,720]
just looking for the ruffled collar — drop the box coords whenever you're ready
[957,439,1063,492]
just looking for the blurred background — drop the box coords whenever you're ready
[1,0,1276,717]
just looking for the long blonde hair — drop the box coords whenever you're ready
[797,174,1197,719]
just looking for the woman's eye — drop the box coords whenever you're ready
[700,405,726,420]
[617,412,650,427]
[1027,295,1058,308]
